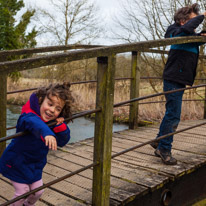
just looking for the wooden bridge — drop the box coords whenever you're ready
[1,36,206,206]
[1,120,206,205]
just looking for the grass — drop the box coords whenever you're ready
[7,78,205,124]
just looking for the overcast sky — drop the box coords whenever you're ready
[24,0,121,23]
[24,0,120,12]
[96,0,120,16]
[23,0,121,45]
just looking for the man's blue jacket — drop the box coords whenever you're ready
[0,93,70,184]
[163,15,205,86]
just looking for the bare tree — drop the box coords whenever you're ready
[30,0,103,82]
[35,0,102,45]
[113,0,203,42]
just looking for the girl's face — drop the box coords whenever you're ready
[40,95,65,122]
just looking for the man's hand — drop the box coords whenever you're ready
[200,32,206,36]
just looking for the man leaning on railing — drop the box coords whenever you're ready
[150,3,206,165]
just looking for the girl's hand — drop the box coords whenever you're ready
[56,117,65,125]
[45,135,57,150]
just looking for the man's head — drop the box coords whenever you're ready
[174,3,200,25]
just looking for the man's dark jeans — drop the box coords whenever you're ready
[157,79,185,152]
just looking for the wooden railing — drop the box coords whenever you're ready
[0,36,206,205]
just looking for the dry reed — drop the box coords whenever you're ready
[7,78,205,123]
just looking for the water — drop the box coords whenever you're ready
[6,105,128,143]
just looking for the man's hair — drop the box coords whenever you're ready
[35,82,74,120]
[174,3,200,25]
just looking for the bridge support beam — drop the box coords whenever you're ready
[129,51,140,129]
[92,55,116,206]
[204,86,206,119]
[0,72,7,156]
[126,164,206,206]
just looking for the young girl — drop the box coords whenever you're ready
[0,82,74,206]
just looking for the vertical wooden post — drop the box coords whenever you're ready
[199,46,206,119]
[0,72,7,156]
[129,51,140,129]
[204,86,206,119]
[92,55,116,206]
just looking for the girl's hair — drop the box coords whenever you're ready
[35,82,74,121]
[174,3,200,25]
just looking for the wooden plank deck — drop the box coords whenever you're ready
[1,119,206,205]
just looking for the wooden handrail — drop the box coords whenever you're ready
[0,36,206,74]
[0,44,103,58]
